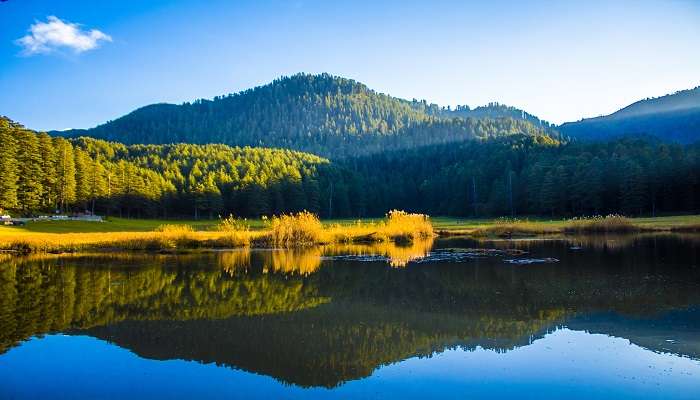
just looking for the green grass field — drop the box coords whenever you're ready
[2,214,699,235]
[0,218,221,233]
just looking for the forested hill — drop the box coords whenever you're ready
[560,86,700,143]
[55,73,554,158]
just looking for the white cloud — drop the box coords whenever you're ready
[16,16,112,55]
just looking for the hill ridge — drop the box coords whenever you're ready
[53,73,554,158]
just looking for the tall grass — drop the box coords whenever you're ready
[268,211,324,247]
[215,215,252,247]
[0,210,431,254]
[475,217,559,236]
[154,224,194,233]
[564,215,639,233]
[218,215,250,232]
[383,210,434,242]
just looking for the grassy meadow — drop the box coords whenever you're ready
[0,211,434,254]
[1,213,699,255]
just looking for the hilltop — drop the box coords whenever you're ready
[55,73,554,157]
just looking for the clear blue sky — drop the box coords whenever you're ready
[1,0,699,131]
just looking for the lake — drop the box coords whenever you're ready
[1,234,699,399]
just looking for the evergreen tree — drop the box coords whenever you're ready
[74,148,92,211]
[54,137,76,212]
[38,133,58,211]
[88,159,108,213]
[620,159,647,215]
[15,130,43,214]
[0,118,18,211]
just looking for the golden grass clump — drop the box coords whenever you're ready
[148,224,198,249]
[564,215,639,233]
[218,215,250,232]
[383,210,434,242]
[153,224,195,233]
[269,211,324,247]
[215,215,252,247]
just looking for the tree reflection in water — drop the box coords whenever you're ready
[0,234,699,387]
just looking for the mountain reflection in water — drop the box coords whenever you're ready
[0,234,699,392]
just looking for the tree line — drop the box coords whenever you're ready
[2,116,698,219]
[345,135,699,217]
[1,117,333,218]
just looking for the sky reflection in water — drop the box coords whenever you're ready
[1,234,699,399]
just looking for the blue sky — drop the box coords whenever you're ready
[1,0,699,131]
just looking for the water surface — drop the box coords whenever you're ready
[1,235,699,399]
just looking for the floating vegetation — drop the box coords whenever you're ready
[503,258,560,265]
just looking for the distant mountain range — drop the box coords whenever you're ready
[53,73,554,158]
[560,86,700,143]
[52,74,700,156]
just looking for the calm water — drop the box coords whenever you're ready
[1,235,699,399]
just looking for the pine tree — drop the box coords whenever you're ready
[38,133,58,211]
[540,171,557,216]
[581,158,604,214]
[74,148,92,211]
[88,160,108,214]
[54,137,76,212]
[15,130,43,214]
[620,159,647,215]
[303,177,321,214]
[0,118,19,211]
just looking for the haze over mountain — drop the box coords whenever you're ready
[560,86,700,143]
[54,73,554,158]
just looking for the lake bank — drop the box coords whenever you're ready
[1,213,698,255]
[0,211,435,255]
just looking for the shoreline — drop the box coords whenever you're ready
[1,214,699,256]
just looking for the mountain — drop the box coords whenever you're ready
[560,86,700,143]
[54,73,554,158]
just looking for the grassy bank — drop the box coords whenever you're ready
[0,210,434,255]
[431,215,700,236]
[1,213,699,255]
